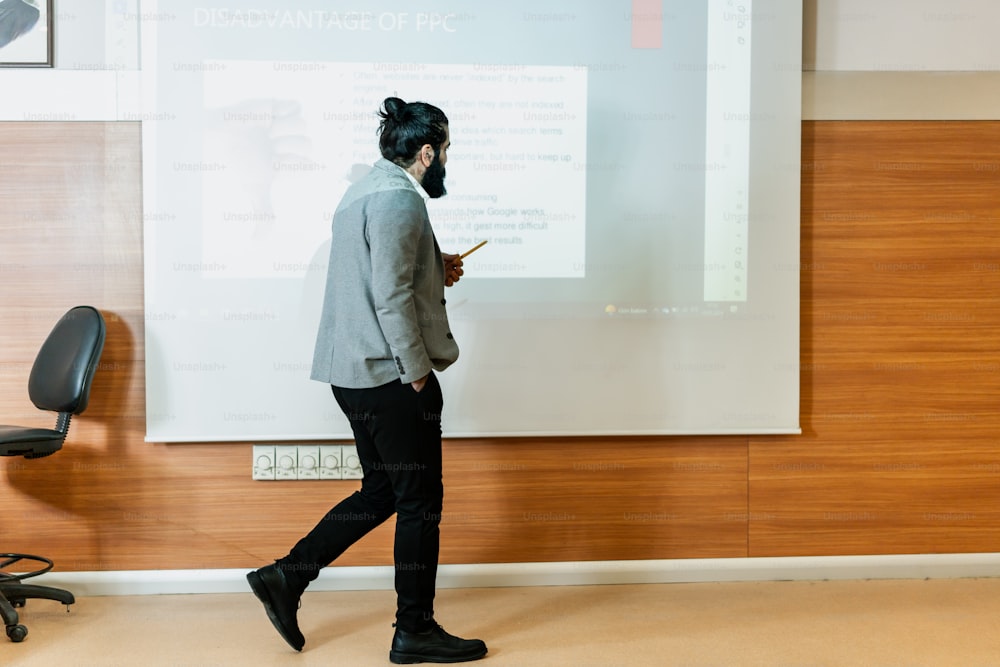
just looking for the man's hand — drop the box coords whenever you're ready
[411,374,429,393]
[442,253,464,287]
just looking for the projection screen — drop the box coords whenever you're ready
[141,0,802,441]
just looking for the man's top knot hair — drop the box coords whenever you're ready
[376,97,449,168]
[380,96,408,124]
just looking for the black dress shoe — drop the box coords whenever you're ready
[247,564,305,651]
[390,622,488,664]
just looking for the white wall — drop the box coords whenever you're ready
[803,0,1000,119]
[3,1,998,121]
[50,0,1000,74]
[0,0,137,120]
[804,0,1000,71]
[52,0,138,71]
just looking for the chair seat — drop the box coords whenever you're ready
[0,425,65,457]
[1,306,105,641]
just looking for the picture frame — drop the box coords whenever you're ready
[0,0,53,68]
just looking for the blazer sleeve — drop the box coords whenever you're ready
[366,189,433,384]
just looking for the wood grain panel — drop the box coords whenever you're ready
[438,438,747,563]
[751,121,1000,556]
[6,120,1000,571]
[0,123,747,571]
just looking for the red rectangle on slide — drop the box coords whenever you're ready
[631,0,663,49]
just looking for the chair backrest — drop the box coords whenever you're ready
[27,306,106,416]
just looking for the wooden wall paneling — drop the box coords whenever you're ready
[750,121,1000,557]
[438,438,748,564]
[6,119,1000,572]
[749,437,1000,557]
[0,122,750,571]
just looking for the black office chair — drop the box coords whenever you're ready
[0,305,106,642]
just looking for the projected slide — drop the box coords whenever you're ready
[200,61,587,279]
[142,0,802,441]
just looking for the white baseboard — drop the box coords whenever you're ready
[26,553,1000,598]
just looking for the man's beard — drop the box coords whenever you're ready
[422,151,447,199]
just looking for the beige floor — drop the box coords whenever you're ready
[5,578,1000,666]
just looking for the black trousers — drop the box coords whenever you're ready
[279,373,444,632]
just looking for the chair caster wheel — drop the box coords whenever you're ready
[6,624,27,642]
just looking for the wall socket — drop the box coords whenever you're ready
[253,443,361,481]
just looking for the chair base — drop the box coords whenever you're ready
[1,553,74,643]
[1,583,75,643]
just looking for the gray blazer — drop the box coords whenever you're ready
[311,159,459,388]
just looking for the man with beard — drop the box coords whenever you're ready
[247,97,487,664]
